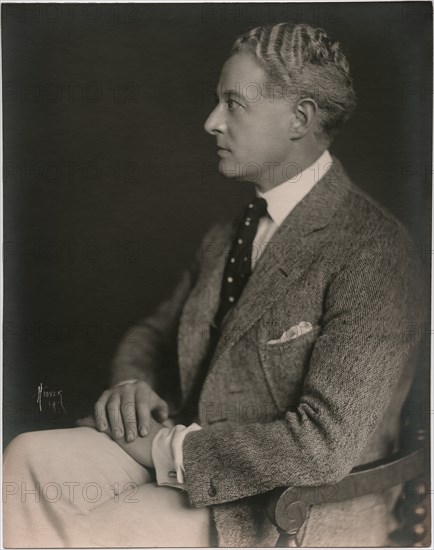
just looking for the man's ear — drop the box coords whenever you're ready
[290,98,318,139]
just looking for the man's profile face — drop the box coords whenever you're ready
[204,52,296,190]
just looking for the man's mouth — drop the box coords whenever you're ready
[217,147,231,156]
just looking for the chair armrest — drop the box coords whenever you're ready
[267,449,425,536]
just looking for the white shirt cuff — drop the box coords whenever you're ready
[151,423,202,489]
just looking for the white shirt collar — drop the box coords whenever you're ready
[256,150,333,227]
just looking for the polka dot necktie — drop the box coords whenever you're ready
[179,197,268,423]
[213,197,268,329]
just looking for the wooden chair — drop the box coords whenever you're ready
[266,382,430,547]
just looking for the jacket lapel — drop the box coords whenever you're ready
[178,157,351,400]
[177,221,234,400]
[210,158,351,364]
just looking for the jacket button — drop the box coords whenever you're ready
[208,484,217,497]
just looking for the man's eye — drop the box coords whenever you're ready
[227,98,241,111]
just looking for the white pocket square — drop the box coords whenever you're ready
[267,321,313,345]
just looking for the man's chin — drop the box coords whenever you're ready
[218,159,249,182]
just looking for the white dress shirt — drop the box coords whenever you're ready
[252,149,333,268]
[150,150,333,488]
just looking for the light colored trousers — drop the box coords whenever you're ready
[2,427,211,548]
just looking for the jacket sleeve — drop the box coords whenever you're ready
[109,266,194,404]
[110,224,217,399]
[182,220,428,507]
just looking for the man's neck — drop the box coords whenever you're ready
[254,146,328,193]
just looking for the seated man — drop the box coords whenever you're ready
[3,22,427,548]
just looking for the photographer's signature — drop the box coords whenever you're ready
[36,382,66,414]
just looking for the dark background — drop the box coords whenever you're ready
[3,2,432,446]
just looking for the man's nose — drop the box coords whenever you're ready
[204,104,225,135]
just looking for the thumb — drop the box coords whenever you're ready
[153,399,169,422]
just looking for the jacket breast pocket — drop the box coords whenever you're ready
[258,325,319,413]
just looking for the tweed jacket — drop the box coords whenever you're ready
[111,157,427,547]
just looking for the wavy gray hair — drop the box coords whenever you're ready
[231,22,357,141]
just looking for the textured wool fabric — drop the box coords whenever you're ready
[111,157,428,547]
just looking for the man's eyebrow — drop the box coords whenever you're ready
[214,89,245,101]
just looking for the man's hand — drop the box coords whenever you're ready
[113,415,165,468]
[76,414,165,468]
[93,380,169,442]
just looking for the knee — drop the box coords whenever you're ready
[4,431,53,468]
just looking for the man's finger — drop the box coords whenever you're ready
[120,388,138,442]
[107,394,124,440]
[76,415,97,428]
[76,416,113,437]
[135,397,150,436]
[94,391,110,431]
